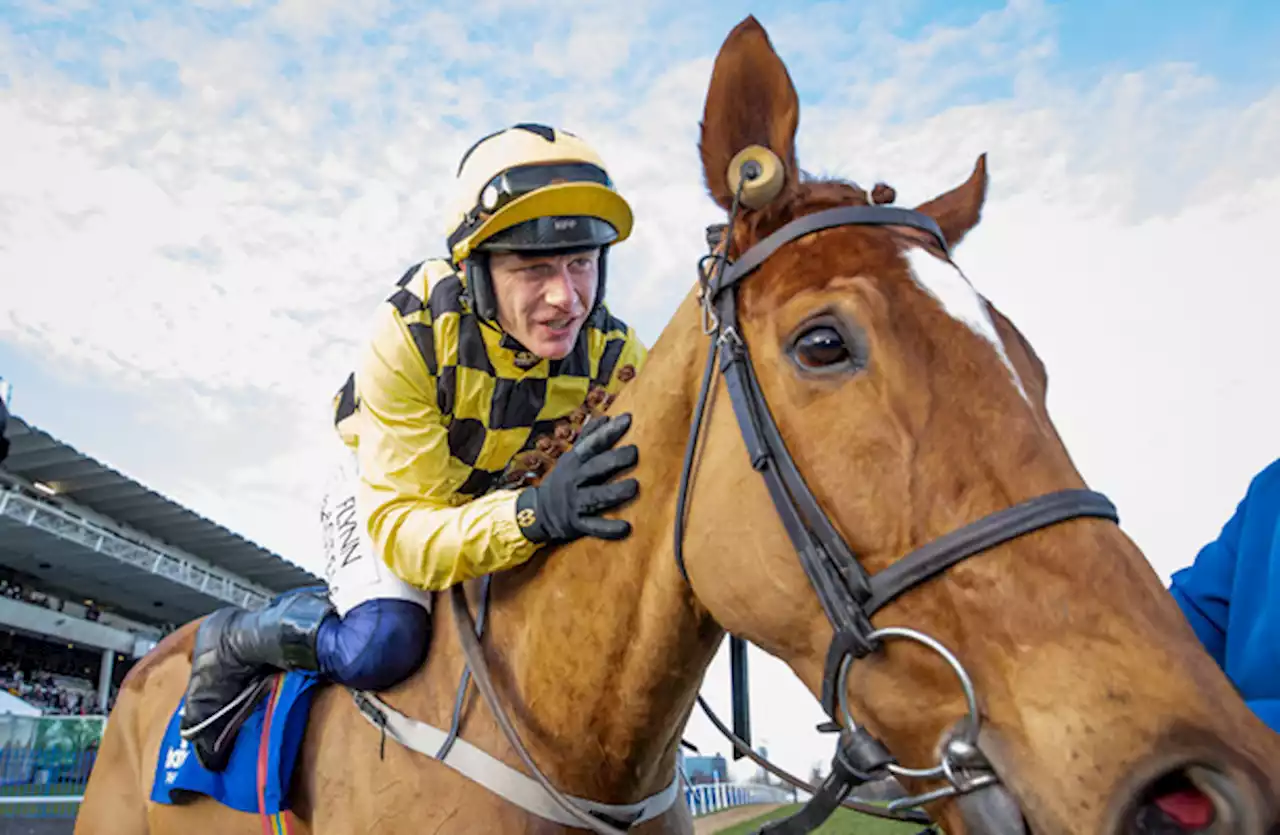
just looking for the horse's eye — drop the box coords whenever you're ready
[792,326,850,369]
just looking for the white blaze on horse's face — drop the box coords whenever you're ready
[904,247,1029,402]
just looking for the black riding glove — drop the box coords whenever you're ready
[515,413,639,545]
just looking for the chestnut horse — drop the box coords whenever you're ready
[75,15,1280,835]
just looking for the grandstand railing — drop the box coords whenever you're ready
[683,780,797,817]
[0,488,270,610]
[0,714,104,819]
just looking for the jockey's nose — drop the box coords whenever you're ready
[543,270,577,311]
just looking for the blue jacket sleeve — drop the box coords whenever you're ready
[1247,699,1280,734]
[1167,489,1248,667]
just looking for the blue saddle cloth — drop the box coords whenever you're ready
[149,671,323,815]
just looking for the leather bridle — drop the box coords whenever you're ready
[668,157,1121,833]
[445,153,1122,835]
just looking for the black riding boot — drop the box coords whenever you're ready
[179,590,334,771]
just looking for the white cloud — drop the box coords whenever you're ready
[3,0,1280,782]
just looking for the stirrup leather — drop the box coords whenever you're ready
[180,676,273,760]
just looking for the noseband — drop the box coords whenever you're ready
[672,151,1120,832]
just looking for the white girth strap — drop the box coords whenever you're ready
[351,690,682,828]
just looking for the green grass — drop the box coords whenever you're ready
[712,804,931,835]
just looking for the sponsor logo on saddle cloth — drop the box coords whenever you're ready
[162,734,191,782]
[319,445,433,617]
[151,674,322,818]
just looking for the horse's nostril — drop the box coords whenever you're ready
[1126,768,1217,833]
[1125,764,1263,834]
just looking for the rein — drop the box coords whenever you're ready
[448,584,647,834]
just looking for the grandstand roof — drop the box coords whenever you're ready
[0,414,321,624]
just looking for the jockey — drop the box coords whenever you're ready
[1168,455,1280,735]
[179,123,648,771]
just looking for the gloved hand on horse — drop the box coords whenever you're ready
[516,412,639,545]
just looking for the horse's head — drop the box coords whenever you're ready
[677,15,1280,835]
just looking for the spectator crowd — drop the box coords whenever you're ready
[0,663,102,715]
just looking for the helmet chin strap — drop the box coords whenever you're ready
[461,251,500,323]
[594,247,609,313]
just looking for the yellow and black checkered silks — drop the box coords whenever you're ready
[331,258,647,591]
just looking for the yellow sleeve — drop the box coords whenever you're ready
[352,303,541,592]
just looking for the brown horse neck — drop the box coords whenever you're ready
[408,288,728,802]
[500,288,729,799]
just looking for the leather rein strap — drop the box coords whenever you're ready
[449,583,643,835]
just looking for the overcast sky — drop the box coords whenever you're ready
[2,0,1279,781]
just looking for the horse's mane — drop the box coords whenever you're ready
[494,365,639,490]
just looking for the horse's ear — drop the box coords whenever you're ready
[699,16,800,211]
[914,154,989,249]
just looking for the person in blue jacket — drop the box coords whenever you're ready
[1168,456,1280,734]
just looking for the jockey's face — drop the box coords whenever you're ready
[487,248,600,359]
